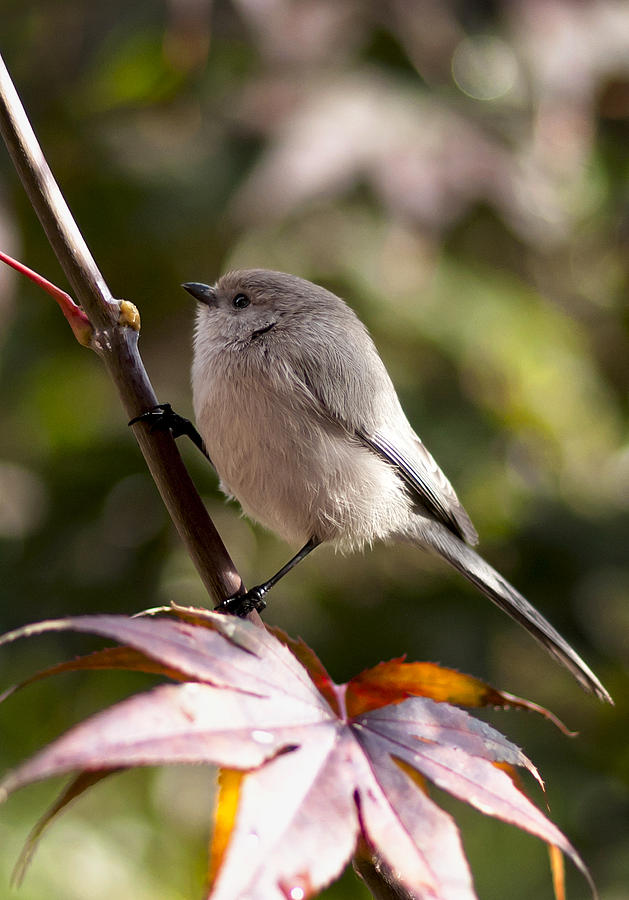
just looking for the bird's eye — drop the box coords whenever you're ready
[232,293,250,309]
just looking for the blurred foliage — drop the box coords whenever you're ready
[0,1,628,898]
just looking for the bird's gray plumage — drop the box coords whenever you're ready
[190,268,611,702]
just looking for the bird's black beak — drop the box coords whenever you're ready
[182,282,217,305]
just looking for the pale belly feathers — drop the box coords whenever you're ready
[193,369,412,551]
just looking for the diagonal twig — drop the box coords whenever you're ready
[1,48,412,900]
[0,51,245,608]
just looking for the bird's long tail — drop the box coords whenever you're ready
[424,528,612,702]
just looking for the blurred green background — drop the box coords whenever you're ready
[0,1,628,898]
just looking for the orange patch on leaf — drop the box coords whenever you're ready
[208,769,245,889]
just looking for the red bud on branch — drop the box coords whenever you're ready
[0,249,93,347]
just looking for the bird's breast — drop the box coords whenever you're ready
[193,361,412,549]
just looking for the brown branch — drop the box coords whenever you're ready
[0,52,407,900]
[0,51,244,607]
[353,838,418,900]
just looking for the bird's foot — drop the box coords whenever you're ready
[129,403,192,438]
[216,586,268,618]
[129,404,209,459]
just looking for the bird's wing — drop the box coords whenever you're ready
[359,429,479,545]
[286,328,479,545]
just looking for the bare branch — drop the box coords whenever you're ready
[0,51,244,607]
[353,839,418,900]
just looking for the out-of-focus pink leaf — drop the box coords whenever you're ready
[0,613,594,899]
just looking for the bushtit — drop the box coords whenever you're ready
[170,269,607,701]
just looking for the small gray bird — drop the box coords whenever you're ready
[178,269,609,701]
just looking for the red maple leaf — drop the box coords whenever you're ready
[0,607,593,900]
